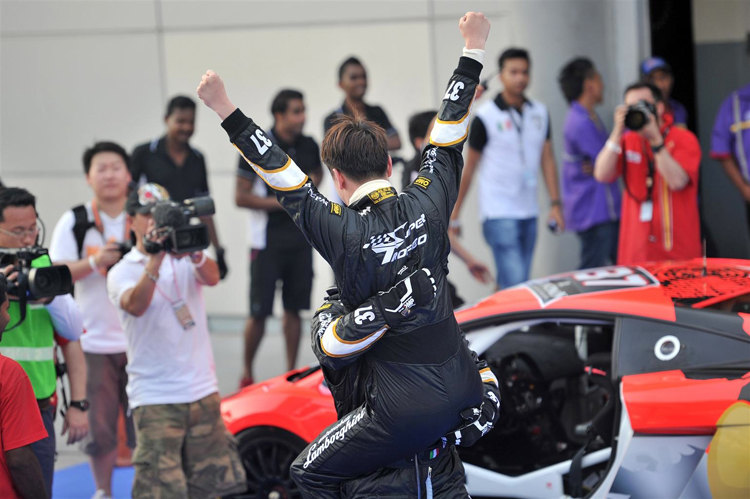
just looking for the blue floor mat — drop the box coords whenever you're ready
[53,463,133,499]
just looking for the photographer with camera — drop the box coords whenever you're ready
[0,187,84,498]
[107,183,245,498]
[49,141,135,499]
[594,83,702,265]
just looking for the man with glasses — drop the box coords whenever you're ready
[0,187,84,498]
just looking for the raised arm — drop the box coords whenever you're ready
[311,269,436,370]
[595,104,627,183]
[198,71,356,268]
[404,12,490,224]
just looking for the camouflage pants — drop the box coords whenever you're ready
[131,392,247,499]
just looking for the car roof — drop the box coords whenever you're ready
[456,259,750,325]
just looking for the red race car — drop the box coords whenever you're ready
[222,260,750,498]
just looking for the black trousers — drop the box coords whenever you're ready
[290,403,470,498]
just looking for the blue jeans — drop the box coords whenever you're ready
[31,404,55,498]
[577,221,620,270]
[482,218,537,289]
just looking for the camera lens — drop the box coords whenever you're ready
[176,229,197,248]
[625,109,647,131]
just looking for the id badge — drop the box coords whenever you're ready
[172,300,196,330]
[640,200,653,223]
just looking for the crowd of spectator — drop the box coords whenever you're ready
[0,34,748,498]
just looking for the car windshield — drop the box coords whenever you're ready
[701,292,750,314]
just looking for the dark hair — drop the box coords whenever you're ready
[271,89,304,116]
[338,57,365,81]
[0,187,36,223]
[165,95,196,117]
[624,82,663,102]
[499,48,530,70]
[82,141,130,175]
[322,115,388,182]
[558,58,596,103]
[408,111,437,150]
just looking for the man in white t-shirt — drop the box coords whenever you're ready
[450,48,564,289]
[107,183,246,498]
[50,141,135,499]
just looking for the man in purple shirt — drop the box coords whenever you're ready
[711,38,750,231]
[641,57,689,128]
[558,58,621,268]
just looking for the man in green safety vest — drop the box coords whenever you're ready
[0,187,84,498]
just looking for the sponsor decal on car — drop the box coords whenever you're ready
[523,266,660,307]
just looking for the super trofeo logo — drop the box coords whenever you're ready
[362,214,428,265]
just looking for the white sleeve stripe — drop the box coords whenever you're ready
[480,368,499,388]
[429,97,475,147]
[320,319,387,358]
[234,146,309,192]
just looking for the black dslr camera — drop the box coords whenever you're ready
[624,100,656,131]
[0,247,73,300]
[144,197,215,255]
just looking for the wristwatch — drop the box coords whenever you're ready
[69,399,90,412]
[651,141,665,154]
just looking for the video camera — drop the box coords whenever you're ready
[624,100,656,131]
[0,247,73,301]
[144,196,215,255]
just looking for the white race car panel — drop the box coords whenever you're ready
[464,448,612,498]
[593,384,634,498]
[678,452,711,498]
[607,434,711,498]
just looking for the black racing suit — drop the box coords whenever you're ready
[308,282,500,498]
[221,55,486,497]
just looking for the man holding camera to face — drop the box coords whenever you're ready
[595,83,702,265]
[49,142,135,499]
[0,187,84,498]
[107,183,245,498]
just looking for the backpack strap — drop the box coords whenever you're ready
[71,205,95,259]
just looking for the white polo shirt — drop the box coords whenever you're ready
[469,94,551,220]
[107,248,218,408]
[49,202,128,354]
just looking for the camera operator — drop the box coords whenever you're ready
[0,187,84,498]
[594,83,702,265]
[0,273,49,499]
[49,141,135,499]
[107,183,245,498]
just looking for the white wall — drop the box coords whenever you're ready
[0,0,649,318]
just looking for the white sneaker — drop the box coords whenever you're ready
[92,490,112,499]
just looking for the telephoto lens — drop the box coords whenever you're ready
[624,100,656,131]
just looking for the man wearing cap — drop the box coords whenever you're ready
[641,57,689,129]
[711,37,750,233]
[107,184,246,498]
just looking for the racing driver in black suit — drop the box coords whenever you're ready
[197,12,496,497]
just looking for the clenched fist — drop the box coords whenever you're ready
[459,12,491,50]
[196,70,236,120]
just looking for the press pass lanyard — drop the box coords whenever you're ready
[508,107,526,166]
[91,199,131,242]
[150,258,195,330]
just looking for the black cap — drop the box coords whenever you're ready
[125,183,170,216]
